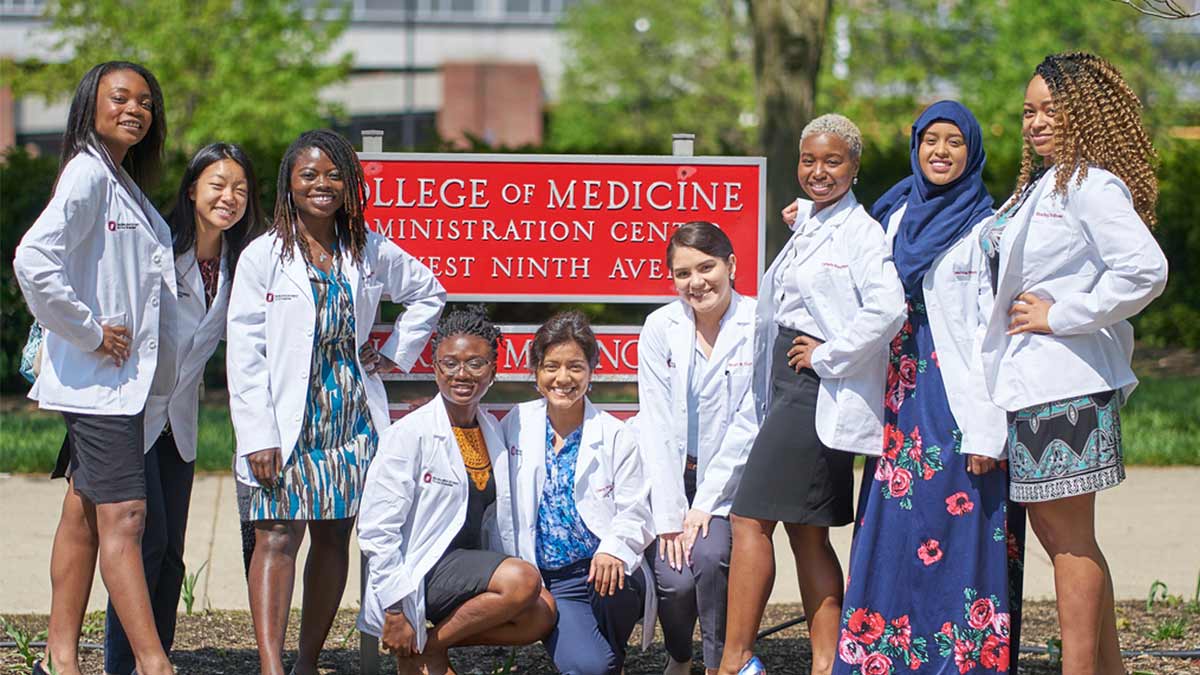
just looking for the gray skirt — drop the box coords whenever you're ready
[1007,390,1125,503]
[731,327,854,525]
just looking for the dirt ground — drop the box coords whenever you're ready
[3,599,1197,674]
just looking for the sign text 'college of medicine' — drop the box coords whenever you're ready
[361,153,765,302]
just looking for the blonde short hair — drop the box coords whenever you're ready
[800,113,863,162]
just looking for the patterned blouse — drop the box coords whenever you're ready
[535,419,600,570]
[197,256,220,309]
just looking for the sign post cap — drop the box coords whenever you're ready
[362,130,385,153]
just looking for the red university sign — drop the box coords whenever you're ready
[360,153,765,302]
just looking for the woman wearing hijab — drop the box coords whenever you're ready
[831,101,1025,675]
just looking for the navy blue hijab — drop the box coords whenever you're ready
[872,101,995,292]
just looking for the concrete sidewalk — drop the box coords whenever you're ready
[1,467,1197,614]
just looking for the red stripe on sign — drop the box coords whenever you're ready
[388,402,639,421]
[369,324,641,382]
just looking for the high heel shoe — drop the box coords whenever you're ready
[32,661,50,675]
[737,655,767,675]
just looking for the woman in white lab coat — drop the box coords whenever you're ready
[99,142,264,675]
[638,222,757,675]
[226,129,445,675]
[720,114,905,675]
[983,52,1167,675]
[357,305,556,673]
[830,101,1026,675]
[13,61,176,675]
[502,311,656,675]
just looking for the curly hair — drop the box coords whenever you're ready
[1005,52,1158,226]
[271,129,371,263]
[431,304,504,359]
[800,113,863,163]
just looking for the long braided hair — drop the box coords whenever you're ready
[271,129,370,263]
[432,304,504,360]
[1004,52,1159,226]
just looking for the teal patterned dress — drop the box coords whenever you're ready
[250,254,378,521]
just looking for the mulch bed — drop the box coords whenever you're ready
[3,600,1198,674]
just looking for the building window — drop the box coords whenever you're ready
[0,0,46,16]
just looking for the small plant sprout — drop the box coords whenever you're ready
[181,559,209,616]
[1146,579,1169,611]
[490,647,518,675]
[1150,616,1189,641]
[2,616,46,669]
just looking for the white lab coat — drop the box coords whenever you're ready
[636,293,758,534]
[981,166,1168,411]
[14,146,176,416]
[884,207,1008,459]
[141,245,231,460]
[500,398,657,648]
[226,230,445,486]
[753,191,906,455]
[357,396,514,650]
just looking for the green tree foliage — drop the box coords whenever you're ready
[817,0,1173,198]
[549,0,757,155]
[0,148,59,391]
[3,0,353,158]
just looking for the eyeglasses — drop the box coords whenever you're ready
[436,357,493,377]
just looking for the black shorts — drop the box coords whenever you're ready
[423,548,509,624]
[52,411,146,504]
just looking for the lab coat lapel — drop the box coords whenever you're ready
[194,246,232,335]
[574,399,604,496]
[995,170,1055,304]
[431,396,467,484]
[279,240,317,306]
[706,292,751,370]
[790,192,856,269]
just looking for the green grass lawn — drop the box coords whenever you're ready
[0,376,1196,473]
[0,402,235,474]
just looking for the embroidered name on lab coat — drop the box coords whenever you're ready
[422,471,456,487]
[107,220,139,231]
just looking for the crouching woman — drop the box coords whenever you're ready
[357,306,557,673]
[502,311,657,675]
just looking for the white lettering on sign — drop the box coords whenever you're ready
[372,218,595,243]
[544,179,745,212]
[607,257,667,280]
[491,257,591,279]
[368,177,490,209]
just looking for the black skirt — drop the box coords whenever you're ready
[732,327,854,525]
[53,410,146,504]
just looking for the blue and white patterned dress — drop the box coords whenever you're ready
[250,254,378,521]
[536,421,600,570]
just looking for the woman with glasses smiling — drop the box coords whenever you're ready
[358,305,556,674]
[501,310,656,675]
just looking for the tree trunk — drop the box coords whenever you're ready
[749,0,833,255]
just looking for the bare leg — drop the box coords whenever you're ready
[430,559,554,645]
[783,523,843,675]
[455,587,558,646]
[292,518,354,675]
[717,515,777,675]
[94,499,172,675]
[43,482,99,675]
[248,521,305,675]
[1027,493,1123,675]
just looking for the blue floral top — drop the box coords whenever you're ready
[535,419,601,570]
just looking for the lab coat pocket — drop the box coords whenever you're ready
[357,281,384,342]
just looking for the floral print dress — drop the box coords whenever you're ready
[833,292,1025,675]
